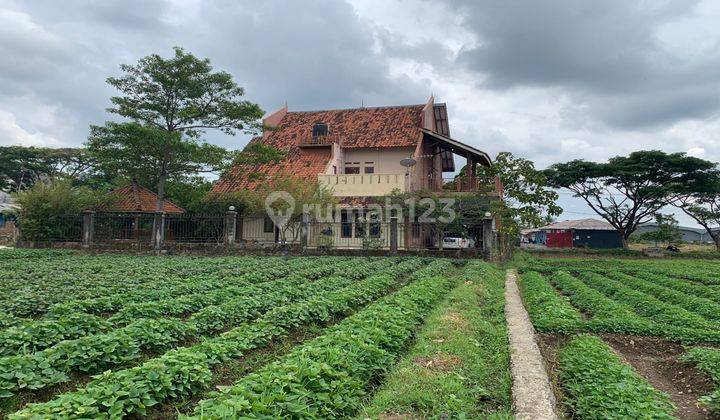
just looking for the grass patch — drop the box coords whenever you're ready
[359,262,512,419]
[558,334,675,419]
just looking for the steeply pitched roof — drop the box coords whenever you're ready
[212,104,426,194]
[541,218,615,231]
[106,183,185,213]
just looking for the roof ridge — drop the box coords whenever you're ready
[287,103,426,114]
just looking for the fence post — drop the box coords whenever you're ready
[82,211,95,247]
[390,217,398,254]
[300,213,309,249]
[152,211,165,250]
[225,210,237,246]
[482,215,494,256]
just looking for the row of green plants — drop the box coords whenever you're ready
[519,271,720,343]
[632,270,720,304]
[106,258,345,324]
[517,271,584,333]
[681,347,720,411]
[44,256,305,316]
[0,257,344,355]
[603,271,720,322]
[0,255,277,316]
[8,259,433,418]
[579,272,718,332]
[0,263,375,399]
[558,334,675,419]
[360,261,513,418]
[183,260,457,418]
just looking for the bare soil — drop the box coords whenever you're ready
[600,334,718,420]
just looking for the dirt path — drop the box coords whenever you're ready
[601,334,718,420]
[505,269,558,420]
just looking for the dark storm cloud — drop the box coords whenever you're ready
[449,0,720,129]
[0,0,427,148]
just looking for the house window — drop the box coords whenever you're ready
[312,123,328,137]
[354,212,366,237]
[364,166,374,174]
[369,212,381,237]
[333,165,337,174]
[0,215,5,229]
[341,210,352,238]
[263,216,274,233]
[345,166,360,174]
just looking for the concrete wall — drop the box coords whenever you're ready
[341,147,413,174]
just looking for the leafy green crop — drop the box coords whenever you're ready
[559,335,675,419]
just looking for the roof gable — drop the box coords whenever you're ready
[269,105,425,149]
[106,183,185,213]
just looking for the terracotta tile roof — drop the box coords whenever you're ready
[272,104,425,149]
[105,183,185,213]
[212,104,426,194]
[212,145,331,193]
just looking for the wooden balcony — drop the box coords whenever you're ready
[299,134,343,148]
[437,176,503,196]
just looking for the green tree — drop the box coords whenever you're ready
[634,214,683,246]
[475,152,562,237]
[14,180,108,241]
[0,146,95,192]
[674,184,720,251]
[88,47,264,211]
[545,151,717,248]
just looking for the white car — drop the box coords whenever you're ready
[440,237,475,249]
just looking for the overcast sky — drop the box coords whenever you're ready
[1,0,719,226]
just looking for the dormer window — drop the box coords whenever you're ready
[312,122,328,137]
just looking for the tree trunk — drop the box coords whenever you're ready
[620,230,629,249]
[156,174,166,212]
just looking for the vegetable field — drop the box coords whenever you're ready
[0,249,511,419]
[519,257,720,419]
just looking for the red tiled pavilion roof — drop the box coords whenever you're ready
[212,104,426,194]
[106,183,185,213]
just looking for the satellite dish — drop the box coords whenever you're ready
[400,157,417,167]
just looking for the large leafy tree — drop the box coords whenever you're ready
[545,150,717,247]
[475,152,562,237]
[88,47,264,211]
[0,146,95,192]
[673,175,720,250]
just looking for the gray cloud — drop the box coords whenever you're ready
[0,0,428,148]
[450,0,720,129]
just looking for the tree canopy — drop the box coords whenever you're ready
[545,150,718,247]
[0,146,95,192]
[88,47,264,211]
[476,152,562,237]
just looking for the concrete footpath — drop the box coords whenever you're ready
[504,269,558,420]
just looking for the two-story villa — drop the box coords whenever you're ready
[212,96,500,249]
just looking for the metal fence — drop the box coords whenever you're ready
[20,211,495,254]
[95,212,155,243]
[44,215,83,242]
[165,214,225,243]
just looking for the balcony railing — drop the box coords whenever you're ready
[318,173,406,197]
[429,176,503,195]
[299,134,344,148]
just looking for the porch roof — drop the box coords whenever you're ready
[420,128,492,167]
